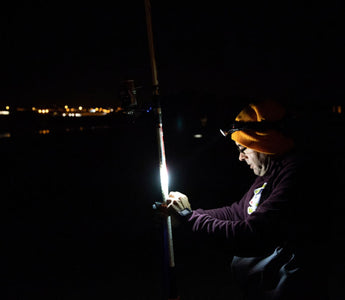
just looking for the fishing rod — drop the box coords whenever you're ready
[144,1,179,299]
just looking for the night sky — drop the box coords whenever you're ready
[2,1,344,107]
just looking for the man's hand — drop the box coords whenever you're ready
[167,191,192,215]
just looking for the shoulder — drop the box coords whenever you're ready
[266,152,301,182]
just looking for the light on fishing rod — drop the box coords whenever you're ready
[160,164,169,200]
[220,129,229,137]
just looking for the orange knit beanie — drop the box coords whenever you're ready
[231,100,294,155]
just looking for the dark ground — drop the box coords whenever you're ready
[0,107,344,299]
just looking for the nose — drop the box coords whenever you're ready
[239,152,246,161]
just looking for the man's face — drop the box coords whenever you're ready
[235,143,271,176]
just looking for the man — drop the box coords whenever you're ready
[167,100,328,299]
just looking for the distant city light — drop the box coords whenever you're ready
[332,105,342,114]
[4,105,116,119]
[0,133,11,138]
[193,134,203,139]
[38,129,50,135]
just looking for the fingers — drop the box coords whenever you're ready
[166,197,183,209]
[167,191,185,204]
[166,199,175,208]
[167,191,190,211]
[169,191,186,199]
[172,199,185,210]
[168,191,187,205]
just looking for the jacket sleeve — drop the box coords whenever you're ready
[187,165,297,256]
[191,197,246,222]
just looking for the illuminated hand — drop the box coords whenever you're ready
[167,191,192,214]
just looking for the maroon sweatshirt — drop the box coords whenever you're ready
[187,153,312,258]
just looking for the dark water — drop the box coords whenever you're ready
[0,112,344,299]
[0,114,237,299]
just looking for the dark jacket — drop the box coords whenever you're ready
[187,152,329,299]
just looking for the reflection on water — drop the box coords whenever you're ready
[0,132,11,138]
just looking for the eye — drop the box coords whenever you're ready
[238,147,247,154]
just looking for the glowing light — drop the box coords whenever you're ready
[193,134,203,139]
[78,106,83,110]
[38,129,50,135]
[37,109,49,114]
[0,133,11,138]
[64,105,68,110]
[5,106,10,110]
[220,129,228,137]
[332,105,343,114]
[0,111,10,115]
[160,164,169,200]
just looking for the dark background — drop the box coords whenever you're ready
[1,1,344,299]
[0,109,344,300]
[2,1,344,107]
[0,115,253,299]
